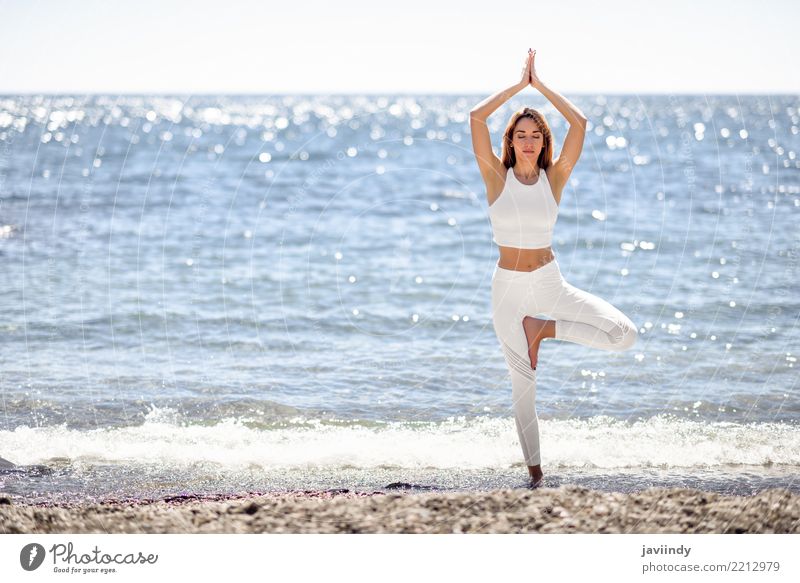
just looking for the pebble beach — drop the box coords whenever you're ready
[2,485,798,534]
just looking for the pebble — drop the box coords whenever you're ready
[1,485,798,534]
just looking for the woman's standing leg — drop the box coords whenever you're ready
[491,268,545,482]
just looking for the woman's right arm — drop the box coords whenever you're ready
[469,52,532,185]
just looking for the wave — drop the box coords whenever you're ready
[2,406,797,471]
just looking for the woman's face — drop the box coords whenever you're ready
[511,117,543,162]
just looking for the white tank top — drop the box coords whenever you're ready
[489,166,559,249]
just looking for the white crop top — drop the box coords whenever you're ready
[488,166,559,249]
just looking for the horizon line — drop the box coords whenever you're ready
[1,90,796,97]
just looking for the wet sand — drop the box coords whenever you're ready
[2,485,799,534]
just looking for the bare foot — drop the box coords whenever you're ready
[522,317,551,370]
[528,464,544,488]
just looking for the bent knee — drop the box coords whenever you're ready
[612,319,638,351]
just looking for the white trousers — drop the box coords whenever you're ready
[490,258,638,466]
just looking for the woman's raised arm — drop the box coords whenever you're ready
[469,52,532,184]
[528,51,588,187]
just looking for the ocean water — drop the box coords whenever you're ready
[0,93,798,504]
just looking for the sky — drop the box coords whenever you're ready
[1,0,797,94]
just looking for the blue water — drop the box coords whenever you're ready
[0,94,798,503]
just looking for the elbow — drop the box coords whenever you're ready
[469,113,487,129]
[573,115,588,130]
[469,109,486,122]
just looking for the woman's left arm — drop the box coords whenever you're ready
[529,50,587,188]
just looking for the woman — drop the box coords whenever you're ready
[469,49,638,488]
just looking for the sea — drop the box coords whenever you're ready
[0,93,798,504]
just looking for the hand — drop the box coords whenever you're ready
[518,50,533,88]
[528,48,541,88]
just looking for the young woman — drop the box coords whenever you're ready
[469,49,638,488]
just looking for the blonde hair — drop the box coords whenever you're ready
[501,107,554,170]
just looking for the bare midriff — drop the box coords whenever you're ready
[497,246,555,272]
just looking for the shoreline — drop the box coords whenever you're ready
[2,485,798,534]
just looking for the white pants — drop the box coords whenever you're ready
[491,258,638,466]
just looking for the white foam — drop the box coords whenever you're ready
[2,406,798,470]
